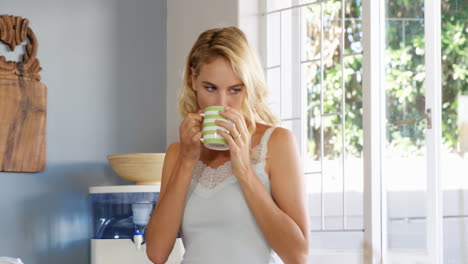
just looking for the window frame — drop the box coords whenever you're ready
[260,0,444,262]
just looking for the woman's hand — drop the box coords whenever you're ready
[179,110,203,163]
[216,106,252,180]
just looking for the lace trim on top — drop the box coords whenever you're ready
[191,127,276,197]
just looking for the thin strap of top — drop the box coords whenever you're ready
[259,127,277,161]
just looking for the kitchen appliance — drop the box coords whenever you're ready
[90,185,184,263]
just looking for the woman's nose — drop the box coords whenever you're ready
[216,93,228,106]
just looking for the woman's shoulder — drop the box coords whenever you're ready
[258,124,297,176]
[255,123,291,141]
[265,125,296,149]
[254,123,294,151]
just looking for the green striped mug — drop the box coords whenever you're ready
[200,106,231,151]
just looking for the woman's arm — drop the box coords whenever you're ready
[146,112,203,263]
[146,142,196,264]
[238,128,310,264]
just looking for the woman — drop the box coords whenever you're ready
[146,26,309,264]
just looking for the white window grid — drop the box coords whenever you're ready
[264,0,364,233]
[263,0,444,262]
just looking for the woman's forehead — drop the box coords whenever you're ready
[198,58,242,85]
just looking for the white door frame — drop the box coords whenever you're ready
[363,0,444,263]
[362,0,385,262]
[424,0,443,262]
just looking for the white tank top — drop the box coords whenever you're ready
[180,127,281,264]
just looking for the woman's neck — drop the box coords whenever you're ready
[200,145,230,161]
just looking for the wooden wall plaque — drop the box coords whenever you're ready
[0,15,46,172]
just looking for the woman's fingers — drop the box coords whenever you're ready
[181,114,202,131]
[216,129,236,146]
[191,126,200,134]
[187,112,203,122]
[218,108,247,140]
[215,120,242,142]
[179,112,203,146]
[192,131,202,143]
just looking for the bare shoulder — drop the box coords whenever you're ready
[269,127,297,152]
[267,127,300,169]
[262,126,299,175]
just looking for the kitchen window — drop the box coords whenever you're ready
[262,0,466,262]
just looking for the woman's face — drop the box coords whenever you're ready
[192,57,244,111]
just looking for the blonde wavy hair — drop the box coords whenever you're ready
[178,26,280,137]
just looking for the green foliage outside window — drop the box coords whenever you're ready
[306,0,467,160]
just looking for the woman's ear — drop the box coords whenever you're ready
[190,67,197,92]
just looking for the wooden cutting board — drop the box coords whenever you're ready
[0,15,46,172]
